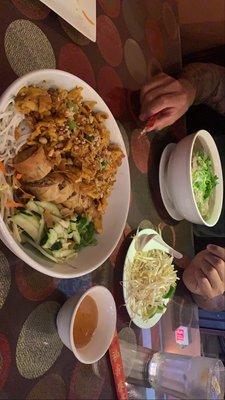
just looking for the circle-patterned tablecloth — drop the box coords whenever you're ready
[0,1,194,399]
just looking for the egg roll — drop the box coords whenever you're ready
[13,146,52,182]
[25,172,73,204]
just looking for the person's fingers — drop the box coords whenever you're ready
[204,253,225,282]
[201,263,223,291]
[140,73,172,102]
[195,269,213,298]
[182,267,199,293]
[153,117,173,131]
[143,109,174,132]
[140,93,179,121]
[198,277,214,299]
[140,82,175,111]
[153,109,177,131]
[207,244,225,261]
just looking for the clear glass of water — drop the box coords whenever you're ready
[148,352,225,400]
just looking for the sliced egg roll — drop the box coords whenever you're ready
[25,172,73,204]
[63,193,91,213]
[13,146,52,182]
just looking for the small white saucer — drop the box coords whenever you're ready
[159,143,183,221]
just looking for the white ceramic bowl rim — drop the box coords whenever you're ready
[189,130,223,226]
[69,285,116,363]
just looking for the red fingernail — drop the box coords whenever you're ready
[146,115,157,129]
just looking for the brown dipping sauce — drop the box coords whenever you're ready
[73,295,98,349]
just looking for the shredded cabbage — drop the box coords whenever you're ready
[192,150,218,218]
[125,249,178,321]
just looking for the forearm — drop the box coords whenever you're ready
[192,293,225,312]
[181,63,225,115]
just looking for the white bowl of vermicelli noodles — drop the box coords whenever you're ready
[123,228,180,329]
[0,70,130,278]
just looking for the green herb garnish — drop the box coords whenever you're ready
[76,216,97,249]
[68,120,76,131]
[163,286,175,299]
[67,101,75,109]
[192,150,219,218]
[51,241,62,251]
[84,133,94,142]
[100,160,108,170]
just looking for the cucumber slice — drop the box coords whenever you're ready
[43,229,58,249]
[26,200,43,215]
[12,223,22,243]
[53,223,68,239]
[69,222,80,244]
[37,215,45,244]
[52,248,76,260]
[146,306,158,319]
[157,305,167,313]
[22,234,59,262]
[36,201,61,217]
[19,211,40,229]
[12,213,40,242]
[26,200,61,218]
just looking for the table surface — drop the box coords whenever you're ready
[0,1,200,399]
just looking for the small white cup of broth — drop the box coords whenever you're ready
[57,286,117,364]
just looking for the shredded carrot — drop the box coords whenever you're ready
[14,127,20,141]
[6,200,23,208]
[16,173,22,180]
[82,10,95,25]
[0,162,6,175]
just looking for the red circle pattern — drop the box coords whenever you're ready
[0,333,11,390]
[131,129,150,173]
[145,19,165,63]
[109,224,132,268]
[97,15,123,67]
[58,43,96,88]
[97,66,126,118]
[69,363,105,400]
[98,0,121,18]
[15,264,58,301]
[11,0,50,20]
[147,57,162,79]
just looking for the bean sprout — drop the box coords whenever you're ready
[124,249,178,320]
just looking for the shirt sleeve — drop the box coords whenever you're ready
[181,63,225,116]
[193,293,225,312]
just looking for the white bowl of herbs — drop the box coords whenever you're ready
[160,130,223,226]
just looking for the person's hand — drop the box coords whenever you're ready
[182,244,225,299]
[140,73,196,131]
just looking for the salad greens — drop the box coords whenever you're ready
[10,200,97,262]
[192,150,218,218]
[76,216,97,249]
